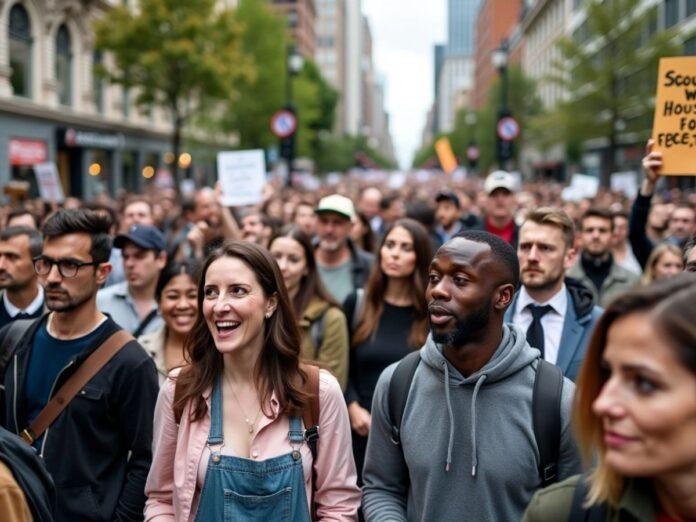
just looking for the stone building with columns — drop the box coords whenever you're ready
[0,0,175,199]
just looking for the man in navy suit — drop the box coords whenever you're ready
[505,207,603,381]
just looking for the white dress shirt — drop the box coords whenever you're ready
[3,286,44,317]
[512,284,567,365]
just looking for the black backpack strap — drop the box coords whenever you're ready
[388,351,421,445]
[0,319,35,378]
[568,474,606,522]
[132,309,159,339]
[310,309,328,359]
[532,359,564,487]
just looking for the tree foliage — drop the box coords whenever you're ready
[315,134,397,173]
[538,0,681,185]
[225,0,286,150]
[94,0,253,184]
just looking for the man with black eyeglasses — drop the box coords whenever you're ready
[0,209,158,521]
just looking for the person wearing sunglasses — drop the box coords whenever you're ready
[0,209,159,521]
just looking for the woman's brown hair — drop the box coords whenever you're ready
[573,273,696,507]
[269,225,340,317]
[352,218,432,348]
[173,241,309,423]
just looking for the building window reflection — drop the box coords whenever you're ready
[56,24,72,106]
[9,4,32,98]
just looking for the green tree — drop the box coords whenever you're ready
[94,0,252,184]
[316,134,397,173]
[225,0,286,150]
[542,0,681,186]
[294,60,339,159]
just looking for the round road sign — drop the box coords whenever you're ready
[271,110,298,138]
[497,116,520,142]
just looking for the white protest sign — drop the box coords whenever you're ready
[388,171,406,189]
[610,171,638,198]
[217,150,266,207]
[561,186,585,202]
[34,162,65,203]
[570,173,599,198]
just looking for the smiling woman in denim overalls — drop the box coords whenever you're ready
[144,241,361,521]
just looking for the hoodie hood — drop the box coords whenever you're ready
[565,277,596,318]
[420,324,538,475]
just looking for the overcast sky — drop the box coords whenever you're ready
[362,0,447,168]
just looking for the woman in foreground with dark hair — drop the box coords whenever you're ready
[145,241,360,521]
[269,225,350,389]
[343,218,432,483]
[139,259,199,383]
[524,273,696,521]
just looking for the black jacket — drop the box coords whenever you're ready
[0,315,159,521]
[0,426,55,521]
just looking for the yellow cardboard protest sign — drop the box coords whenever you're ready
[652,57,696,175]
[435,137,457,174]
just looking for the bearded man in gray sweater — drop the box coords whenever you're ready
[362,231,581,521]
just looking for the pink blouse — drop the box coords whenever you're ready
[144,369,361,521]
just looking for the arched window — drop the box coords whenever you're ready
[55,24,72,106]
[9,3,32,97]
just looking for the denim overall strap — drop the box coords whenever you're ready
[288,416,304,445]
[207,374,224,446]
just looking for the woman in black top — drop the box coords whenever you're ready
[343,218,432,483]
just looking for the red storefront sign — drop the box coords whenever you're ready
[9,138,48,166]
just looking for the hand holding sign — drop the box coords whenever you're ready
[652,57,696,175]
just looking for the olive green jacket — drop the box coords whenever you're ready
[299,297,349,391]
[524,475,657,522]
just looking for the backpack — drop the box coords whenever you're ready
[0,318,36,378]
[388,351,564,488]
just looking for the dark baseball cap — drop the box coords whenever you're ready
[114,225,166,252]
[435,191,460,208]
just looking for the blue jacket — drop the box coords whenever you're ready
[504,279,603,381]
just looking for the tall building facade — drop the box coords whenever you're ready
[315,0,346,133]
[344,0,362,135]
[437,0,479,133]
[471,0,523,109]
[272,0,317,57]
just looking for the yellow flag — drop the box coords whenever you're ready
[435,137,457,174]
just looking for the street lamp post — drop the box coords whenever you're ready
[492,39,513,169]
[281,46,304,188]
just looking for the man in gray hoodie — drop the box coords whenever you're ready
[362,231,581,521]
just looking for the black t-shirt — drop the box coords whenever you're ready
[346,300,417,411]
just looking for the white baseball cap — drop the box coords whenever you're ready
[315,194,355,220]
[484,170,517,195]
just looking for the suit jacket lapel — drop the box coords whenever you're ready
[557,290,583,373]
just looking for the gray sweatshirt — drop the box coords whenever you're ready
[362,324,581,521]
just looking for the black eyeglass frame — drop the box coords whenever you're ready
[33,255,101,278]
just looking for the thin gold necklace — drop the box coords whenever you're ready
[224,373,262,434]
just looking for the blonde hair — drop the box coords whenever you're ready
[641,243,683,285]
[523,207,576,249]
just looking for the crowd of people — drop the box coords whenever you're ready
[0,141,693,521]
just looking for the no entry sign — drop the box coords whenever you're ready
[497,116,520,142]
[271,110,298,138]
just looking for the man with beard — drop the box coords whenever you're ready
[362,231,580,521]
[0,209,158,521]
[505,208,602,381]
[568,208,638,308]
[314,194,373,304]
[0,227,44,329]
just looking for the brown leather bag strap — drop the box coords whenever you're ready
[21,329,134,445]
[300,364,320,521]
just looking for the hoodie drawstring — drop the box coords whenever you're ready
[443,361,455,472]
[470,374,487,477]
